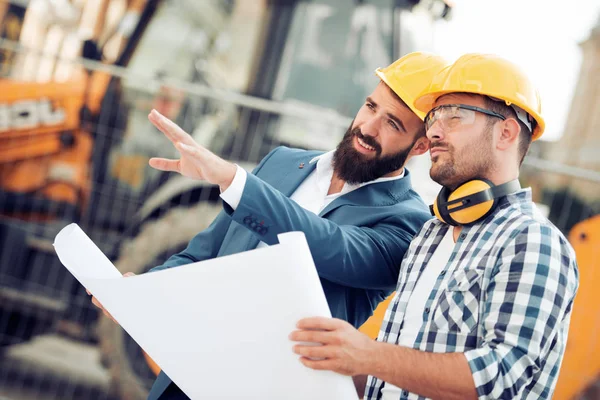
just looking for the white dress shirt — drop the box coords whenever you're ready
[220,150,405,249]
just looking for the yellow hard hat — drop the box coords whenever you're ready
[375,52,449,121]
[414,53,545,140]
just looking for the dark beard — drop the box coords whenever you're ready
[332,126,415,184]
[430,125,496,190]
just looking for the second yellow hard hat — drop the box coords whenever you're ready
[414,53,545,140]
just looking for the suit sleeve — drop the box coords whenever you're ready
[223,172,428,290]
[150,147,283,272]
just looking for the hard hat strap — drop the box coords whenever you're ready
[487,96,533,133]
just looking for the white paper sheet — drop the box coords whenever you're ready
[54,223,357,400]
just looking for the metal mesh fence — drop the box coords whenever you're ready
[0,34,353,399]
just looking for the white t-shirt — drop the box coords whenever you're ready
[382,229,455,400]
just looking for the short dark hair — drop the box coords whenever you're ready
[481,96,532,166]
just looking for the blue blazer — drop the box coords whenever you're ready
[147,146,431,400]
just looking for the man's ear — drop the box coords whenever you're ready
[409,136,430,156]
[497,118,520,150]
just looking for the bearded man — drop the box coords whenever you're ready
[91,52,449,400]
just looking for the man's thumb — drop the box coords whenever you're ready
[149,158,180,172]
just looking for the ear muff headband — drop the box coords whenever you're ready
[430,179,521,226]
[433,186,456,225]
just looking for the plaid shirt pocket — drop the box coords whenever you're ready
[433,268,483,334]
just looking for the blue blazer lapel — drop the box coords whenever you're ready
[318,193,359,218]
[319,169,413,217]
[275,156,318,197]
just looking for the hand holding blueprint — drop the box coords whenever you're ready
[53,223,357,399]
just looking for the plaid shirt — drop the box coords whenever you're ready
[365,189,579,400]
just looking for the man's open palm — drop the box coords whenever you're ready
[147,109,236,189]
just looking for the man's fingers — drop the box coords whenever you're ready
[91,296,102,308]
[298,357,339,372]
[289,329,338,345]
[175,142,209,161]
[89,294,118,324]
[175,142,196,155]
[92,298,117,324]
[296,317,347,331]
[148,109,211,158]
[149,109,195,146]
[102,309,118,324]
[293,344,337,359]
[149,157,180,172]
[175,141,214,163]
[148,109,178,143]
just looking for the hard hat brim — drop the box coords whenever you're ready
[415,89,545,140]
[375,68,426,121]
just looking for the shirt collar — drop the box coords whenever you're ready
[496,187,532,207]
[431,187,534,231]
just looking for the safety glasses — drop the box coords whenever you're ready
[424,104,506,132]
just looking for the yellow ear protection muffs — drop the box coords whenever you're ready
[430,179,521,226]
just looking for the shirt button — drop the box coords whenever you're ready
[459,233,467,240]
[403,390,409,396]
[425,308,430,314]
[440,270,446,276]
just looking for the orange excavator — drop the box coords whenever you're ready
[0,0,154,224]
[0,0,160,345]
[0,73,96,221]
